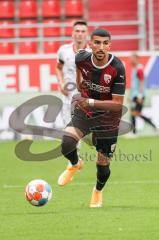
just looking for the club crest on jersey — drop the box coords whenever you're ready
[104,74,112,84]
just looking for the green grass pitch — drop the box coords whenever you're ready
[0,137,159,240]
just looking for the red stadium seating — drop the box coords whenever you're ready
[88,0,139,51]
[0,42,14,54]
[42,0,61,17]
[19,0,38,18]
[19,20,38,37]
[19,42,38,54]
[111,40,138,51]
[0,0,14,18]
[0,20,14,38]
[43,19,61,37]
[89,0,137,21]
[43,41,60,53]
[64,0,84,17]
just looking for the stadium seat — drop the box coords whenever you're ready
[42,0,61,17]
[43,19,61,37]
[19,20,38,37]
[18,0,38,18]
[63,40,72,45]
[64,0,84,17]
[19,42,38,54]
[111,40,138,51]
[43,41,60,53]
[0,42,14,54]
[0,0,15,18]
[0,20,14,38]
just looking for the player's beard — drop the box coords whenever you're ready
[94,52,106,61]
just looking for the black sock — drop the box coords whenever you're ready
[131,115,136,133]
[140,115,156,129]
[64,150,79,165]
[96,164,111,191]
[61,135,79,165]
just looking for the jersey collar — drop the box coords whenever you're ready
[91,54,114,69]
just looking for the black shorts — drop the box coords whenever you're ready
[67,108,118,158]
[131,97,144,112]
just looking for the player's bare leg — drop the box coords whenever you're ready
[58,126,84,186]
[90,152,111,208]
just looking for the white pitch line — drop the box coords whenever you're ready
[3,184,23,189]
[2,180,159,189]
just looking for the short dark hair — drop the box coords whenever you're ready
[131,53,139,59]
[91,28,111,39]
[73,20,88,27]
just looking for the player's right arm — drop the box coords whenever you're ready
[76,67,83,92]
[55,48,69,96]
[75,49,90,92]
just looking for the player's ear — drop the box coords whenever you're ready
[72,28,75,38]
[108,42,111,50]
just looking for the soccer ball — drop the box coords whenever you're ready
[25,179,52,207]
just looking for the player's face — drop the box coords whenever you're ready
[90,36,111,61]
[72,24,88,44]
[130,55,138,66]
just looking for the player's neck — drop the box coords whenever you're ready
[73,42,87,52]
[92,54,109,67]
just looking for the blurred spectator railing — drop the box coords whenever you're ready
[0,19,146,54]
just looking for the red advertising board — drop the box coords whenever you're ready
[0,57,58,93]
[0,55,152,93]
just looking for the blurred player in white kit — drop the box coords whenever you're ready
[56,20,89,126]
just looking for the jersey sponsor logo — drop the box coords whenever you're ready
[104,74,112,84]
[82,68,89,76]
[83,80,110,93]
[120,75,125,79]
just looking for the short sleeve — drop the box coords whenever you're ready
[75,49,91,67]
[137,68,144,81]
[75,49,85,65]
[112,61,126,96]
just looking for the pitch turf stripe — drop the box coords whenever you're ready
[2,180,159,189]
[73,180,159,185]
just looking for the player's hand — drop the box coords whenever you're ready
[72,94,89,110]
[72,94,83,103]
[78,98,89,109]
[59,85,69,96]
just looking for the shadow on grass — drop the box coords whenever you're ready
[2,204,159,216]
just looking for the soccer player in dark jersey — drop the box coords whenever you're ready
[58,28,126,208]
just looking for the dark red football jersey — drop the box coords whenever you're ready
[75,49,126,100]
[75,50,126,132]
